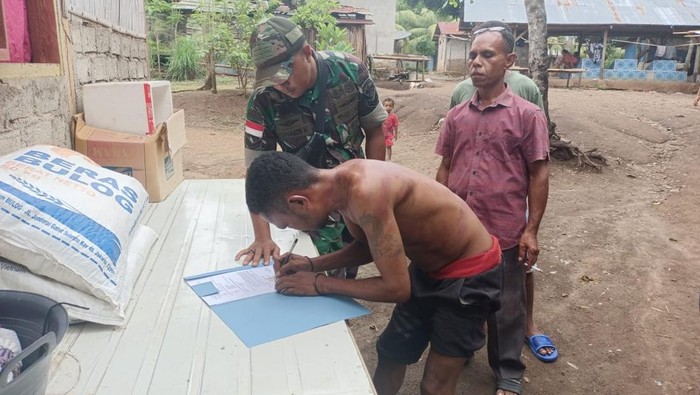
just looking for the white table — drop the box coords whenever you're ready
[47,180,375,395]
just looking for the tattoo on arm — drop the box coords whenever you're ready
[358,213,404,262]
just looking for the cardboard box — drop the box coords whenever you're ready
[82,81,173,135]
[74,110,187,202]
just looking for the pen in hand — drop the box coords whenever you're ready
[280,238,299,268]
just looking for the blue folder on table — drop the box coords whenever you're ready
[184,265,370,348]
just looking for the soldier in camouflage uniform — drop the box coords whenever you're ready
[236,17,387,275]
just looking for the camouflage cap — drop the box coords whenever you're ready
[250,17,306,88]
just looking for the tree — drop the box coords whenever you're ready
[291,0,339,47]
[191,0,277,94]
[226,0,277,96]
[402,0,460,17]
[523,0,605,169]
[146,0,182,76]
[395,7,442,57]
[288,1,354,54]
[524,0,550,126]
[291,0,337,30]
[191,0,234,93]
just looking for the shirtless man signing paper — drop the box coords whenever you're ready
[245,152,504,395]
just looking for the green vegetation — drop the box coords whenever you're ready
[292,0,354,54]
[167,36,202,81]
[146,0,354,93]
[315,23,355,53]
[395,3,445,57]
[187,0,279,94]
[603,45,625,69]
[400,0,460,17]
[146,0,182,75]
[224,0,278,95]
[171,76,239,92]
[290,0,338,31]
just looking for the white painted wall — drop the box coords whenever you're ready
[340,0,396,55]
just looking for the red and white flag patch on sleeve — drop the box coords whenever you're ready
[245,120,264,138]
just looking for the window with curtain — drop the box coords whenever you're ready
[0,0,31,63]
[0,3,8,61]
[0,0,59,64]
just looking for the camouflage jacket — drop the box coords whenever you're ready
[244,51,387,168]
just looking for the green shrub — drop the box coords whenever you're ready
[315,23,354,53]
[167,36,202,81]
[604,46,625,69]
[291,0,338,30]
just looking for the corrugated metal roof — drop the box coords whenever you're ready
[332,5,372,16]
[332,5,374,25]
[462,0,700,28]
[436,22,465,36]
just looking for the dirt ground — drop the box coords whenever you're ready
[173,77,700,394]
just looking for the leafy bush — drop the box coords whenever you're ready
[167,36,202,81]
[604,46,625,69]
[291,0,338,30]
[414,36,436,57]
[146,0,181,73]
[315,23,354,53]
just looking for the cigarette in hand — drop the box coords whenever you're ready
[526,263,543,272]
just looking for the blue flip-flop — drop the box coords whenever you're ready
[526,334,558,362]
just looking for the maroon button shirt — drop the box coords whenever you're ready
[435,87,549,249]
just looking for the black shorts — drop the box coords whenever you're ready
[376,260,503,364]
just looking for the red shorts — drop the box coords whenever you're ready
[431,236,501,280]
[384,134,394,147]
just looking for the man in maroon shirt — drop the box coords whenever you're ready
[435,21,551,395]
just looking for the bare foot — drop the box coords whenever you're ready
[496,378,522,395]
[527,327,555,356]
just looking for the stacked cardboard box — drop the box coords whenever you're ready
[74,81,186,202]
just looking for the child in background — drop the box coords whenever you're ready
[382,98,399,161]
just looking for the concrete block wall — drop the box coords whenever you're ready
[67,13,149,113]
[446,58,469,75]
[0,14,149,156]
[443,39,469,74]
[0,77,71,155]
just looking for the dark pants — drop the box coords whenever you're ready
[487,247,527,380]
[377,262,503,364]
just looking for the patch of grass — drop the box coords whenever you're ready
[167,36,202,81]
[170,76,242,92]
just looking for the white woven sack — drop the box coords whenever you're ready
[0,224,157,326]
[0,146,148,306]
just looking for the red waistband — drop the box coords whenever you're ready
[430,236,501,280]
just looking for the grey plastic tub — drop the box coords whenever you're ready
[0,291,68,395]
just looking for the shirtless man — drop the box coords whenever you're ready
[245,152,504,395]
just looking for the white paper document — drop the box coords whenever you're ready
[188,265,276,306]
